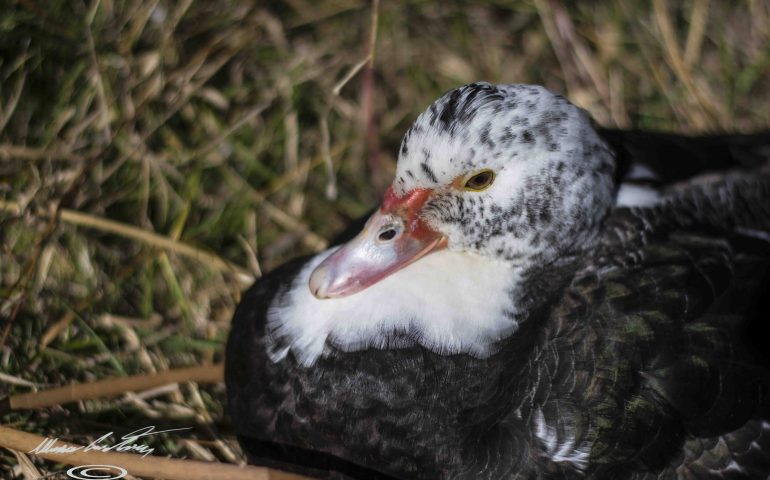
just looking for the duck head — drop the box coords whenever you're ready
[310,83,615,299]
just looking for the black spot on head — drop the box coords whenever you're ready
[479,123,491,144]
[499,126,516,145]
[428,102,440,126]
[539,204,552,223]
[420,162,438,183]
[530,231,541,246]
[512,116,528,126]
[438,88,463,129]
[479,122,496,148]
[431,83,505,136]
[521,130,534,144]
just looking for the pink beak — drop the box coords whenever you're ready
[309,186,446,299]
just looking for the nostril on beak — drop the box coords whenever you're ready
[378,228,398,242]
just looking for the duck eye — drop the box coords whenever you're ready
[463,169,495,191]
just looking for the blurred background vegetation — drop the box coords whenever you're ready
[1,0,769,476]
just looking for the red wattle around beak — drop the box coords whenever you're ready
[309,187,446,299]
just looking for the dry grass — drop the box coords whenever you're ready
[1,0,770,477]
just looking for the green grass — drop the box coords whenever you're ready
[1,0,770,477]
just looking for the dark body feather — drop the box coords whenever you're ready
[226,132,770,479]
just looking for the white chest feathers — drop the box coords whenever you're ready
[266,249,521,366]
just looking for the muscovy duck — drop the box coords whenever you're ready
[226,83,770,479]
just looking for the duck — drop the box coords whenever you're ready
[225,82,770,479]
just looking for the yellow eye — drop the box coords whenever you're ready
[463,169,495,191]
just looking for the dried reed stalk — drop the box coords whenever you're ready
[2,364,224,411]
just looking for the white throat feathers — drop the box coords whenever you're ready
[267,249,521,366]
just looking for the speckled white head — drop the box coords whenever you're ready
[393,82,615,263]
[268,83,617,366]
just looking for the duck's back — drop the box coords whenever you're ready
[539,184,770,479]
